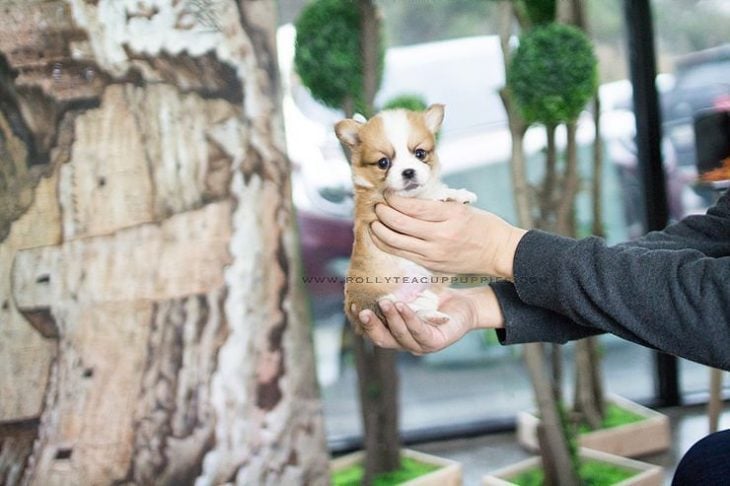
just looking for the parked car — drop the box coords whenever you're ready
[663,44,730,170]
[601,45,730,229]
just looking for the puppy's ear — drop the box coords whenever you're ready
[424,104,445,134]
[334,119,363,148]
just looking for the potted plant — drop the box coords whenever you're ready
[516,393,671,458]
[295,1,462,484]
[495,1,668,481]
[483,448,663,486]
[500,3,671,461]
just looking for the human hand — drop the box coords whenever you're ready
[356,287,504,355]
[370,194,527,279]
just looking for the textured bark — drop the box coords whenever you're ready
[0,1,328,485]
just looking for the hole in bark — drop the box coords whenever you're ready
[2,300,8,310]
[98,176,106,187]
[55,448,73,460]
[83,368,94,378]
[21,308,59,339]
[36,274,50,284]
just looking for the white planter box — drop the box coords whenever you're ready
[516,394,670,457]
[331,448,462,486]
[483,448,663,486]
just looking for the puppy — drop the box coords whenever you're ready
[335,104,477,333]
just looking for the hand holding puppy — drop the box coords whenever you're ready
[357,286,504,355]
[371,195,527,279]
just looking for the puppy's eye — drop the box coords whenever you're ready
[414,149,427,160]
[377,157,390,170]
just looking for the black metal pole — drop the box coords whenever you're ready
[623,0,681,406]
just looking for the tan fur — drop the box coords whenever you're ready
[335,104,475,332]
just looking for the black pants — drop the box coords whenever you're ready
[673,429,730,485]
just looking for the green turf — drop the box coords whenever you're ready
[510,459,636,486]
[577,403,645,434]
[332,456,439,486]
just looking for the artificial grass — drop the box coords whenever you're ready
[577,403,645,434]
[332,456,439,486]
[510,459,636,486]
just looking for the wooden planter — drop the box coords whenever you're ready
[331,448,462,486]
[516,394,670,457]
[482,448,663,486]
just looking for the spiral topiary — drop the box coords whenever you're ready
[507,23,597,126]
[294,0,384,115]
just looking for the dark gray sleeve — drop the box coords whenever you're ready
[491,189,730,353]
[512,227,730,370]
[491,281,603,344]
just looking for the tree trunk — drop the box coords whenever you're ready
[592,95,605,238]
[359,0,380,117]
[0,2,328,485]
[708,368,724,433]
[556,122,580,236]
[524,344,580,486]
[353,337,400,485]
[574,339,605,430]
[570,0,608,426]
[497,4,577,483]
[540,124,558,229]
[352,2,401,481]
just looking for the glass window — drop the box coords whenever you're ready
[280,0,728,448]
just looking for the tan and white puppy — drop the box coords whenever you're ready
[335,104,477,332]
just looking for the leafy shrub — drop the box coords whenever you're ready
[507,23,597,125]
[381,94,428,112]
[294,0,384,114]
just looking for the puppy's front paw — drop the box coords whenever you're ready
[440,188,477,205]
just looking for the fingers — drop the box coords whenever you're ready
[356,309,401,349]
[394,303,443,353]
[379,301,424,354]
[385,194,460,222]
[358,300,451,355]
[375,204,433,239]
[370,221,430,258]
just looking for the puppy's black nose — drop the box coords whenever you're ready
[402,169,416,180]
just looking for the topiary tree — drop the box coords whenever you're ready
[381,93,428,112]
[295,2,400,485]
[507,23,597,127]
[505,19,598,486]
[294,0,384,117]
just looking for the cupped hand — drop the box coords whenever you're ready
[356,287,503,355]
[370,194,527,279]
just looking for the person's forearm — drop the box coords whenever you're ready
[490,281,605,344]
[493,227,528,280]
[466,282,607,346]
[512,229,730,370]
[467,285,504,330]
